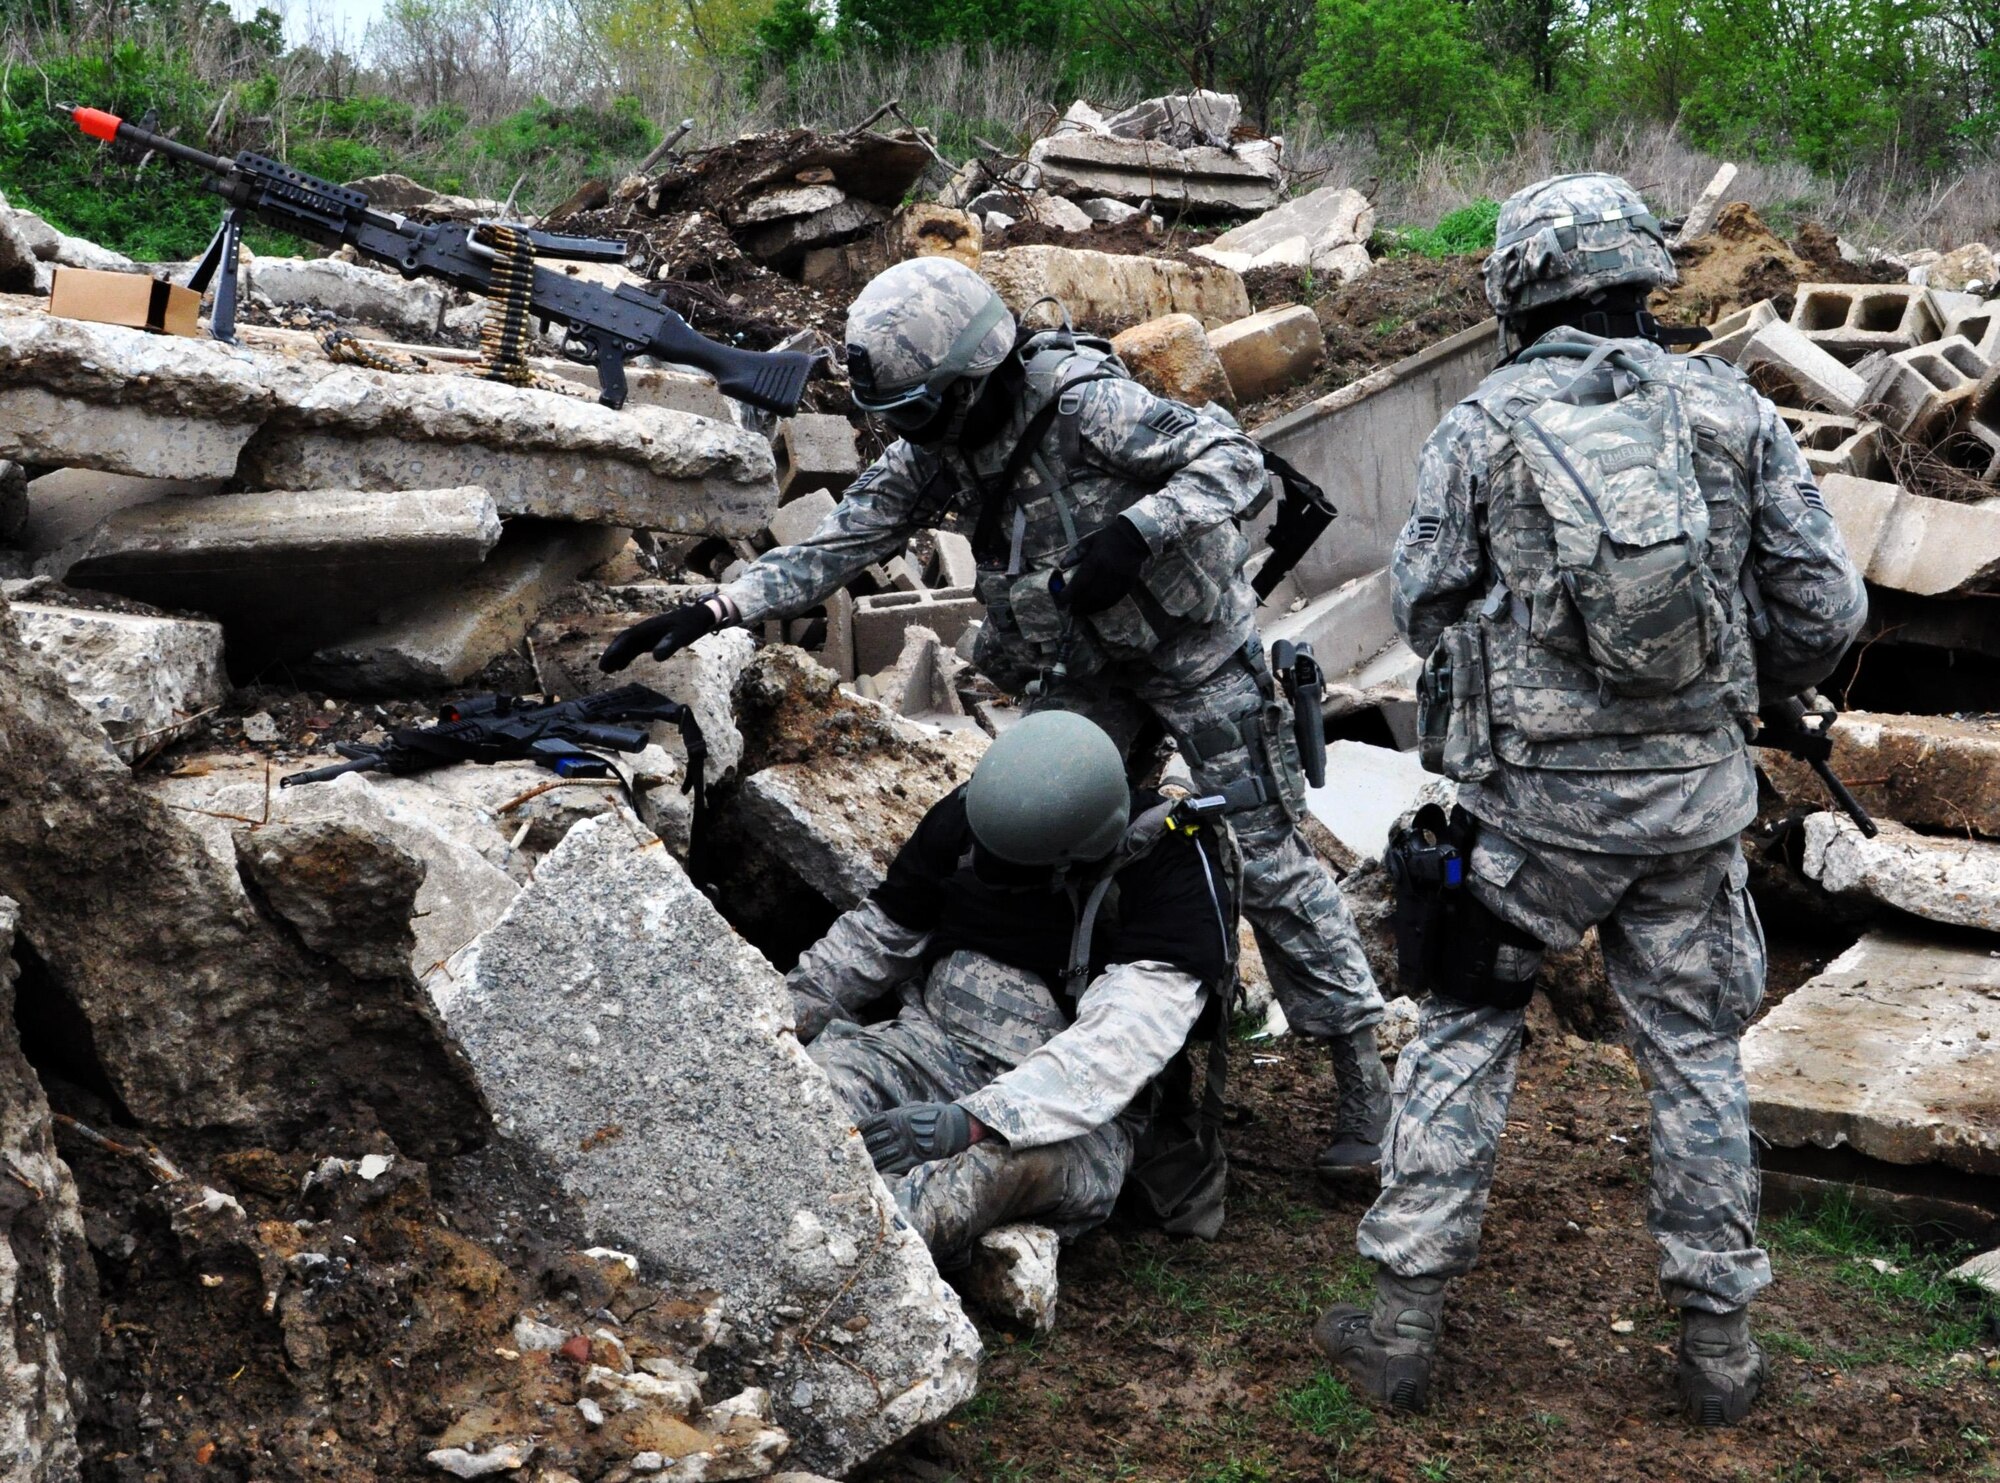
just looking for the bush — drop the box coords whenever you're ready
[1384,198,1500,257]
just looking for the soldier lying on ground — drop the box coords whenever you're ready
[781,710,1240,1262]
[1314,172,1867,1427]
[602,256,1391,1180]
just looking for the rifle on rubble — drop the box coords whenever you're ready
[281,685,713,873]
[58,104,821,414]
[1754,691,1879,838]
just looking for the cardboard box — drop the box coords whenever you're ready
[47,267,201,337]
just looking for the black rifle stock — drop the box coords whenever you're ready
[62,103,820,413]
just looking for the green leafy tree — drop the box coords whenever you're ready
[1306,0,1516,142]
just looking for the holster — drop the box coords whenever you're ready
[1385,803,1537,1011]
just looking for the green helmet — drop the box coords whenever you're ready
[1483,172,1678,320]
[965,711,1130,868]
[845,258,1017,435]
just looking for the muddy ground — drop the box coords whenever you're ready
[869,930,2000,1483]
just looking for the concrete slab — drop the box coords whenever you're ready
[55,487,503,630]
[298,521,626,693]
[1802,814,2000,932]
[1024,134,1281,213]
[17,469,224,561]
[1745,929,2000,1174]
[11,602,227,763]
[1818,472,2000,596]
[1761,710,2000,838]
[979,246,1250,333]
[1306,741,1454,863]
[1192,187,1375,277]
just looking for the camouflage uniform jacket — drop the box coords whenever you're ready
[719,348,1267,689]
[787,787,1231,1147]
[1393,331,1867,851]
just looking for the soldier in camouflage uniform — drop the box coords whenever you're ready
[782,711,1237,1263]
[602,256,1392,1177]
[1312,174,1867,1425]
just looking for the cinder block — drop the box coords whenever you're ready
[1777,408,1891,481]
[928,529,977,588]
[1950,368,2000,481]
[1110,313,1235,409]
[1702,300,1778,364]
[852,585,983,674]
[763,487,837,549]
[1790,283,1944,365]
[1739,319,1869,414]
[774,413,862,502]
[1944,301,2000,361]
[1209,305,1327,404]
[1861,335,1990,443]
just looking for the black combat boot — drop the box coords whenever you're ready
[1315,1026,1391,1180]
[1677,1306,1767,1425]
[1311,1270,1445,1413]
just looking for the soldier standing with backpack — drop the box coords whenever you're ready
[601,257,1393,1179]
[1313,174,1867,1424]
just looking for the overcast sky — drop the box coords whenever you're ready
[231,0,389,52]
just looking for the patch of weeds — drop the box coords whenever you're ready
[1191,1456,1279,1483]
[1371,316,1406,338]
[1282,1371,1374,1441]
[1384,199,1501,258]
[1767,1193,1996,1352]
[1763,1330,1819,1361]
[953,1389,1004,1423]
[1416,1456,1455,1482]
[1125,1251,1212,1319]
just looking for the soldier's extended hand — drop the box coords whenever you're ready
[1057,517,1151,616]
[599,600,720,673]
[859,1102,976,1175]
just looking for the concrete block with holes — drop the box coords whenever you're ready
[1944,301,2000,361]
[1789,283,1944,364]
[1860,335,1991,443]
[852,585,984,674]
[1702,300,1778,364]
[1738,320,1868,414]
[1776,409,1892,481]
[773,413,862,502]
[1953,366,2000,481]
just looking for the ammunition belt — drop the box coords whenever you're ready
[321,329,426,374]
[475,222,538,387]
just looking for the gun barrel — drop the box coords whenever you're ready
[1811,757,1880,838]
[64,103,232,175]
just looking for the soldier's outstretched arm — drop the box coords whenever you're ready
[716,441,939,625]
[1071,378,1269,551]
[1745,402,1868,697]
[786,900,931,1044]
[957,963,1205,1147]
[1391,405,1491,657]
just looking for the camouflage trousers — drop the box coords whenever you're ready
[1356,826,1773,1314]
[1028,651,1383,1039]
[807,992,1134,1267]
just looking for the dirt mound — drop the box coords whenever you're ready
[1655,201,1810,323]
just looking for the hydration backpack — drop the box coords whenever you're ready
[1485,340,1724,698]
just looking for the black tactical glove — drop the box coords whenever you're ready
[599,600,721,673]
[1056,517,1152,617]
[1757,688,1838,761]
[859,1102,975,1176]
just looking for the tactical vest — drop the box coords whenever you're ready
[1465,336,1763,771]
[964,334,1251,677]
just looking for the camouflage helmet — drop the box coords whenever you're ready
[965,711,1130,868]
[1483,172,1678,319]
[845,258,1017,429]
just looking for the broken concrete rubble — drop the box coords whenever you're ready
[446,810,981,1474]
[0,599,486,1145]
[1192,187,1376,279]
[245,255,447,339]
[1025,133,1280,215]
[0,895,94,1483]
[962,1224,1061,1333]
[299,521,625,692]
[774,414,861,502]
[240,370,778,533]
[53,485,503,631]
[11,602,226,763]
[1111,313,1235,408]
[1762,710,2000,838]
[1746,928,2000,1174]
[1802,814,2000,931]
[853,584,983,673]
[980,245,1251,331]
[1210,305,1326,404]
[1738,319,1868,413]
[1860,334,1988,441]
[1817,472,2000,596]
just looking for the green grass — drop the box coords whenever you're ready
[1191,1458,1279,1483]
[1383,198,1501,259]
[1281,1371,1374,1441]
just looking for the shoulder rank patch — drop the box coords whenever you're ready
[847,464,884,494]
[1145,402,1198,437]
[1799,481,1827,511]
[1403,514,1443,546]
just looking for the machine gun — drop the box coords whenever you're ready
[1250,448,1339,603]
[60,104,820,414]
[1755,691,1879,838]
[280,684,706,790]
